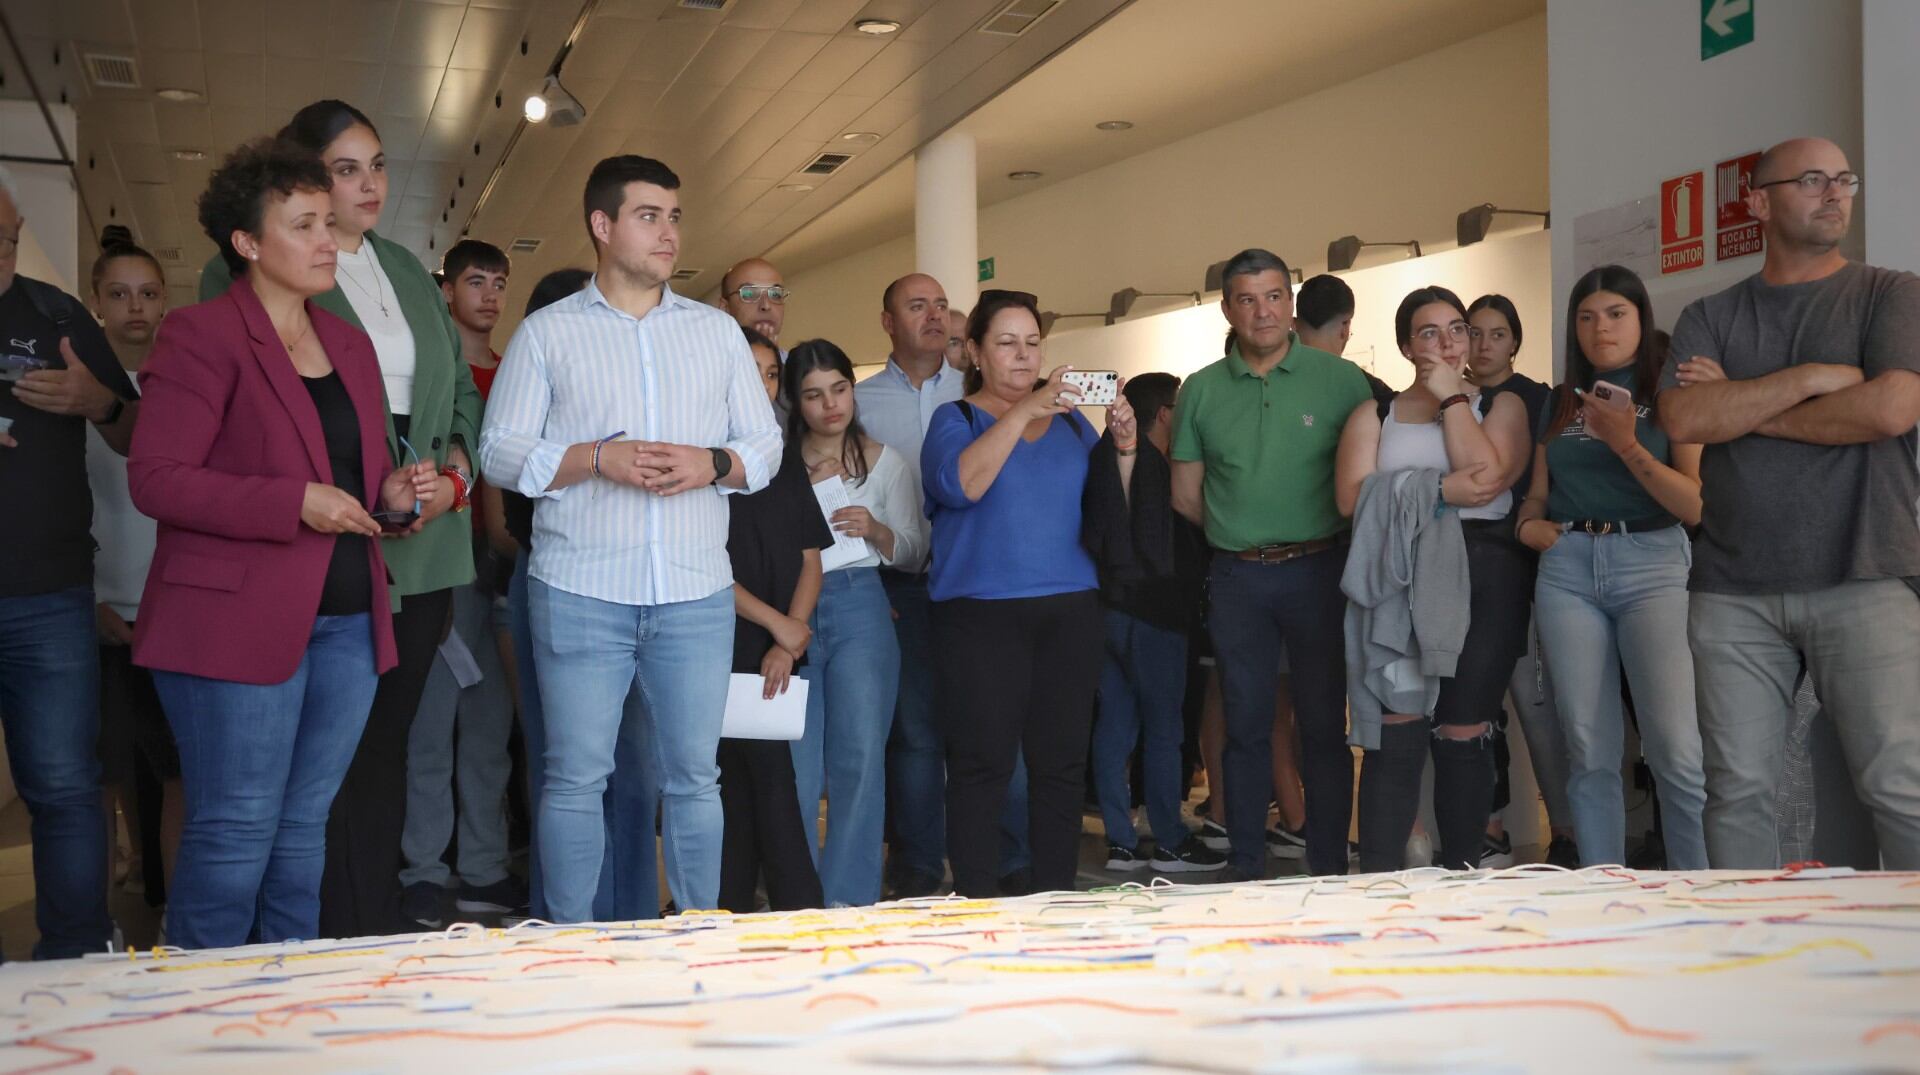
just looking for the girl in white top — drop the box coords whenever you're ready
[783,338,924,906]
[1334,285,1532,874]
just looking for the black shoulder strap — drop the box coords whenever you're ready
[956,399,976,429]
[18,276,73,333]
[1376,392,1396,421]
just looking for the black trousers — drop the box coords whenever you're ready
[319,587,451,937]
[932,590,1103,898]
[718,737,822,913]
[1359,524,1533,872]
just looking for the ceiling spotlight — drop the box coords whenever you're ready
[155,87,203,103]
[170,149,207,161]
[839,131,881,143]
[854,18,901,34]
[1456,203,1551,247]
[1108,287,1200,322]
[1094,119,1133,131]
[1007,170,1043,180]
[1326,235,1422,272]
[777,182,816,192]
[524,74,586,126]
[1037,311,1111,336]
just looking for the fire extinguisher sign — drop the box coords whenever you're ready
[1660,171,1706,275]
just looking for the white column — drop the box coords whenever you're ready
[914,131,978,316]
[1863,0,1919,274]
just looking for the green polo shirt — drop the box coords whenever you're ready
[1170,336,1371,550]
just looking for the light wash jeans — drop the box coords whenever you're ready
[1691,579,1920,869]
[1508,612,1573,829]
[509,555,657,921]
[401,580,515,889]
[528,578,731,920]
[1092,608,1191,850]
[154,614,378,949]
[1534,526,1708,869]
[792,568,900,907]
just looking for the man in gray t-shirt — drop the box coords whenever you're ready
[1659,136,1920,870]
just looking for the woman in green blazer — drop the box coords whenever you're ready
[201,99,483,937]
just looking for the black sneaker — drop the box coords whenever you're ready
[1265,823,1307,860]
[1197,817,1231,852]
[1105,842,1147,872]
[400,881,444,931]
[1480,831,1515,869]
[1220,863,1265,884]
[1545,835,1580,869]
[998,867,1035,897]
[456,875,531,915]
[1151,836,1227,874]
[888,869,944,899]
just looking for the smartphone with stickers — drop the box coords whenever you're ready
[1058,369,1119,406]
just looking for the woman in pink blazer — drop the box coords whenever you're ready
[128,138,436,949]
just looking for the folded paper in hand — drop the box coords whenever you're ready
[721,673,809,740]
[812,476,874,572]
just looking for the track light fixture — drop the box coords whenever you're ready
[1456,204,1551,247]
[1327,236,1422,272]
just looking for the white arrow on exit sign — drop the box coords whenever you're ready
[1706,0,1750,36]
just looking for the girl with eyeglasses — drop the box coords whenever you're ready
[1335,285,1534,871]
[1511,264,1708,869]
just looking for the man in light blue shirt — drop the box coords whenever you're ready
[480,155,781,918]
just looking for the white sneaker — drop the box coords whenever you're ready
[1404,831,1433,870]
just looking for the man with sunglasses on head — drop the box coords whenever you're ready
[1659,136,1920,870]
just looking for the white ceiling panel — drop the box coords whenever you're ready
[678,25,773,88]
[783,34,886,94]
[322,2,403,64]
[447,4,521,69]
[554,15,644,80]
[779,0,869,36]
[198,0,267,55]
[389,0,465,69]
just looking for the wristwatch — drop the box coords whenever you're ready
[93,397,126,426]
[709,447,733,485]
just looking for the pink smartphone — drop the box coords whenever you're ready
[1587,382,1630,406]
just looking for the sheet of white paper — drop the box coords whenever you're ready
[812,476,874,572]
[436,627,484,689]
[721,673,809,740]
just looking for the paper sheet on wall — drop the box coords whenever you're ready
[721,673,809,740]
[811,476,874,571]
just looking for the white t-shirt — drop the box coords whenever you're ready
[87,378,154,620]
[335,239,417,415]
[1376,394,1512,521]
[829,444,928,574]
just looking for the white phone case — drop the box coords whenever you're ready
[1059,370,1118,406]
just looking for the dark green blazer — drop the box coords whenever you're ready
[201,231,482,601]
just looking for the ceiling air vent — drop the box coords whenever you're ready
[151,245,183,263]
[507,237,543,253]
[83,52,140,89]
[800,152,852,176]
[670,268,702,282]
[677,0,728,10]
[979,0,1059,36]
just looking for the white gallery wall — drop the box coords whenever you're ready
[779,15,1549,363]
[1,101,82,297]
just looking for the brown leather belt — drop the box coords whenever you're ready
[1228,536,1345,564]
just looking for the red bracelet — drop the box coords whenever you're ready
[441,466,470,513]
[1439,393,1471,412]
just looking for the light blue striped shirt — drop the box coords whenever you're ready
[479,278,783,606]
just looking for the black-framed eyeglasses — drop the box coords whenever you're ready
[1754,171,1862,197]
[728,284,790,304]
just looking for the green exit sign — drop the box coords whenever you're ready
[1702,0,1753,60]
[978,257,995,282]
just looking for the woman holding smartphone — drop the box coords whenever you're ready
[922,289,1134,897]
[131,139,437,948]
[1512,265,1708,869]
[200,100,483,935]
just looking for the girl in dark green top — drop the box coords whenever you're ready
[1513,265,1708,872]
[202,100,482,937]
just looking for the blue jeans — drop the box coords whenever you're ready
[1093,609,1191,849]
[509,556,657,921]
[1208,550,1351,877]
[530,578,730,920]
[880,572,1028,883]
[0,588,111,959]
[792,568,900,906]
[1535,526,1708,869]
[153,614,378,949]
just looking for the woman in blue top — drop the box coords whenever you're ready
[1512,265,1708,869]
[921,288,1135,897]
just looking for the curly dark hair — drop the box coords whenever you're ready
[197,137,332,276]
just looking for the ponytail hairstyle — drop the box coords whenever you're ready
[278,99,379,156]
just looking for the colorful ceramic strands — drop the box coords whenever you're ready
[2,866,1917,1073]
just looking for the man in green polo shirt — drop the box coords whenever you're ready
[1171,248,1371,879]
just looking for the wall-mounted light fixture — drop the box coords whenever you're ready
[1327,236,1422,272]
[1038,311,1111,336]
[1456,203,1551,247]
[1108,287,1200,322]
[1204,261,1302,292]
[525,74,586,126]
